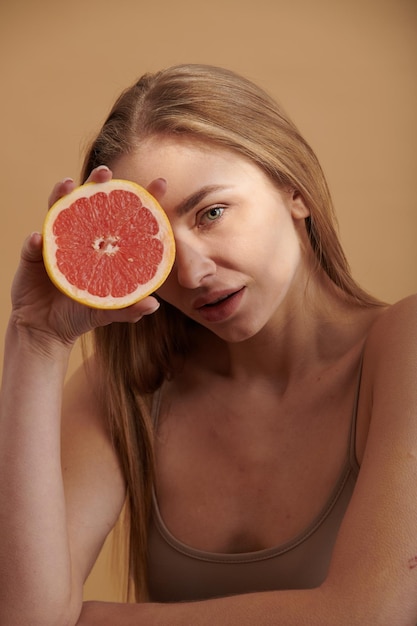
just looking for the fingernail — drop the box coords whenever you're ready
[62,177,74,184]
[95,165,110,173]
[30,232,42,246]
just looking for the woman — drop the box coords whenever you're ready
[1,64,416,625]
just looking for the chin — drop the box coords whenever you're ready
[207,322,262,344]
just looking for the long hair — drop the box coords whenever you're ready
[81,64,382,600]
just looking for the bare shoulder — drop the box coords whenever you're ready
[357,294,417,433]
[362,293,417,384]
[365,293,417,345]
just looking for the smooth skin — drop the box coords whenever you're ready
[1,137,417,625]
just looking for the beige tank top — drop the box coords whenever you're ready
[147,376,361,602]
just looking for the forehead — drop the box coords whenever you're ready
[111,134,263,190]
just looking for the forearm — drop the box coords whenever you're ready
[0,322,81,626]
[77,588,345,626]
[78,583,411,626]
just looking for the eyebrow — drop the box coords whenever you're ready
[175,185,230,216]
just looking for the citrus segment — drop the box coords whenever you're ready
[42,180,175,309]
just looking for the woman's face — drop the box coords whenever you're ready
[112,135,310,342]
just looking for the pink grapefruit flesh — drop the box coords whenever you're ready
[42,179,175,309]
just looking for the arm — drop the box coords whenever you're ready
[0,323,126,626]
[0,318,77,626]
[77,295,417,626]
[0,170,161,626]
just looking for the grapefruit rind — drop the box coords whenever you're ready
[42,179,175,309]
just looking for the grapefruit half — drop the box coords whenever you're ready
[42,179,175,309]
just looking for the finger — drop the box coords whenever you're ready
[84,165,113,184]
[48,165,114,211]
[21,232,43,263]
[113,296,161,323]
[146,177,167,202]
[93,296,161,326]
[48,178,76,209]
[129,296,161,317]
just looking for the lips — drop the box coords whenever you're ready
[193,287,245,323]
[193,288,243,310]
[204,294,234,307]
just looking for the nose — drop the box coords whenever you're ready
[173,237,216,289]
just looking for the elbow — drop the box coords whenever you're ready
[319,579,414,626]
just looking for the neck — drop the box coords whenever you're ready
[190,272,377,389]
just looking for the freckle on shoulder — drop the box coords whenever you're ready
[408,555,417,570]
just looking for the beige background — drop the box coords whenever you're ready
[1,0,416,602]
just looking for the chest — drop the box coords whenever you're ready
[153,372,359,554]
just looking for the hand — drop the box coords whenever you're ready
[10,167,163,350]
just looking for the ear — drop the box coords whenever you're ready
[290,189,310,220]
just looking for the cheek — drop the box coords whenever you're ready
[252,219,295,260]
[256,225,303,284]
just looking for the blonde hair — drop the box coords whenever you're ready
[81,63,382,600]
